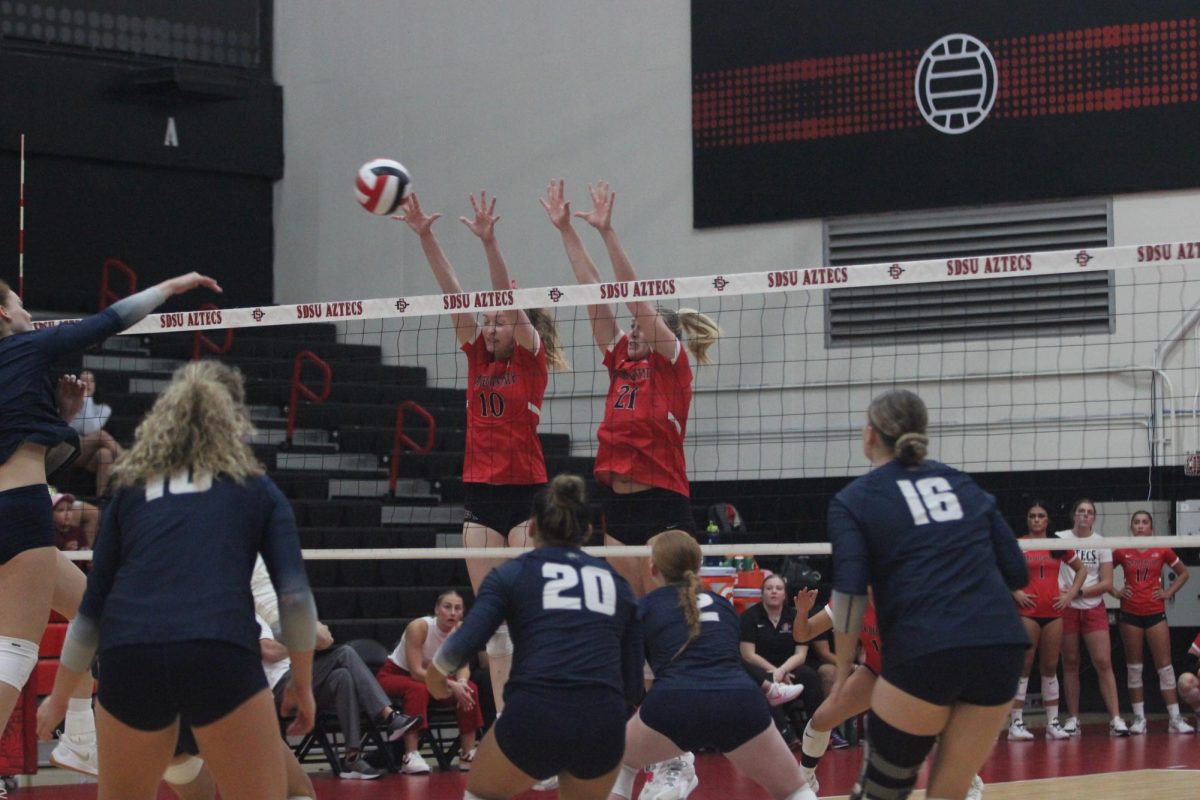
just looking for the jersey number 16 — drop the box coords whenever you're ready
[896,478,964,525]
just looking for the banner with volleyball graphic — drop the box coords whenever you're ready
[691,0,1200,226]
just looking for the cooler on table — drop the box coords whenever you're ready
[700,566,737,601]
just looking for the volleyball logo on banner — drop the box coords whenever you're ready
[914,33,998,134]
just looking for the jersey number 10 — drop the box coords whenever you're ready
[542,563,617,616]
[896,478,964,525]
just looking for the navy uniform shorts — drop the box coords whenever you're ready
[639,687,773,753]
[0,484,55,564]
[494,686,626,781]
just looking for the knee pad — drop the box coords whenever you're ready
[610,763,638,799]
[162,755,204,785]
[1158,664,1177,691]
[851,712,935,800]
[485,624,513,659]
[0,637,38,691]
[1043,675,1060,702]
[1014,676,1028,702]
[1127,662,1144,690]
[1179,673,1200,707]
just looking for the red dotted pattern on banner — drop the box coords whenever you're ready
[692,18,1200,148]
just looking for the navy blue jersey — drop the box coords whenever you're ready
[829,459,1029,668]
[79,471,313,657]
[434,546,642,704]
[0,309,123,472]
[640,586,758,692]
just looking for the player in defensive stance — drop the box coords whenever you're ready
[791,589,985,800]
[828,389,1028,800]
[397,192,566,716]
[606,530,817,800]
[426,475,641,800]
[1113,511,1191,733]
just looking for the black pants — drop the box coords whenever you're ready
[742,661,825,732]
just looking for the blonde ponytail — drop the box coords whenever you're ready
[527,308,569,371]
[656,306,722,365]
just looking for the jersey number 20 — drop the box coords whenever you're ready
[542,563,617,616]
[896,478,963,525]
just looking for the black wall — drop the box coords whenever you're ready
[0,31,281,313]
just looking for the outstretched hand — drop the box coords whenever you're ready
[161,272,222,296]
[574,180,615,231]
[539,179,573,230]
[393,193,442,235]
[459,191,500,241]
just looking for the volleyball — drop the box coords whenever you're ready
[355,158,413,216]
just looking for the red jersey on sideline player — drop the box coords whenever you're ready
[461,333,548,485]
[1019,544,1079,619]
[1113,547,1182,617]
[594,334,692,497]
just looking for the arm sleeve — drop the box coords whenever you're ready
[828,496,871,596]
[63,500,124,671]
[433,568,509,675]
[32,287,167,358]
[258,480,316,651]
[988,507,1030,590]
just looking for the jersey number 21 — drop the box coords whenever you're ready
[896,478,963,525]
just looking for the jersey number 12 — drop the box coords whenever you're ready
[896,478,963,525]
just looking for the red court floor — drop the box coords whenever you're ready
[14,721,1200,799]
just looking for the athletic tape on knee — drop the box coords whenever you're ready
[1158,664,1177,691]
[1127,662,1144,690]
[856,712,935,800]
[1043,675,1060,702]
[610,764,638,799]
[163,755,204,785]
[1015,676,1029,702]
[485,624,513,658]
[0,637,38,691]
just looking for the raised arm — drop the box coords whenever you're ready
[394,193,478,346]
[540,178,619,350]
[460,191,536,353]
[792,588,833,643]
[576,181,678,361]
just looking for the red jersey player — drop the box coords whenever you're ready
[397,192,567,712]
[541,179,720,597]
[1008,501,1087,741]
[1113,510,1191,733]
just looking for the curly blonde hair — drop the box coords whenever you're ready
[113,361,261,489]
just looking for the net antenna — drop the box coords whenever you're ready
[17,134,25,299]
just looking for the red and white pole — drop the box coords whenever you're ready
[18,134,25,299]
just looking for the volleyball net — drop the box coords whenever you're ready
[50,240,1200,566]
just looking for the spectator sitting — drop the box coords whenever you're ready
[50,491,90,553]
[376,590,484,774]
[739,574,827,748]
[257,616,420,780]
[64,370,123,496]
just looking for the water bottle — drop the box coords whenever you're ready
[704,520,720,566]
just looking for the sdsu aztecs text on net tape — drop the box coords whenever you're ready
[355,159,413,216]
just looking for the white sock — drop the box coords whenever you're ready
[1133,701,1145,718]
[1045,702,1059,722]
[65,697,95,740]
[1168,703,1181,720]
[1011,708,1023,724]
